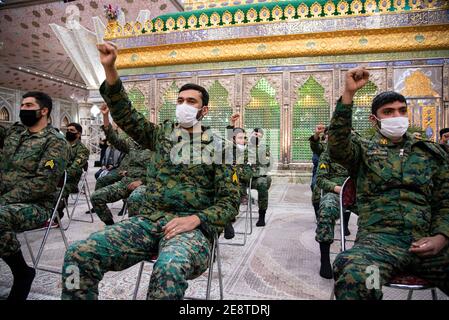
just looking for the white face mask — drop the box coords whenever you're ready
[175,103,201,128]
[377,116,409,140]
[236,144,245,151]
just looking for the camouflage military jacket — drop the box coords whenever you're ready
[316,148,349,195]
[328,99,449,240]
[309,135,326,156]
[223,145,253,186]
[0,124,70,209]
[100,79,240,238]
[66,140,90,192]
[102,123,143,176]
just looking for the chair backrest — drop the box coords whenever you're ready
[341,177,356,208]
[339,177,355,252]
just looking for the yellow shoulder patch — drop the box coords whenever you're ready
[319,163,327,170]
[45,159,55,169]
[232,171,239,184]
[76,159,82,164]
[380,138,388,145]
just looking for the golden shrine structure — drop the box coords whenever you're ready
[103,0,449,168]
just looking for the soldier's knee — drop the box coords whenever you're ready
[64,242,84,264]
[90,192,104,204]
[153,255,190,279]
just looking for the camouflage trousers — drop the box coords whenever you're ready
[315,192,339,243]
[61,215,211,300]
[241,176,272,210]
[126,185,151,217]
[0,203,50,257]
[333,233,449,299]
[94,169,122,191]
[91,179,133,223]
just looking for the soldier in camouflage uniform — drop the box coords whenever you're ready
[328,67,449,299]
[91,105,153,225]
[61,42,239,300]
[439,128,449,154]
[315,148,350,279]
[0,91,69,300]
[54,122,90,223]
[310,125,328,221]
[243,128,272,227]
[225,114,272,227]
[222,125,252,239]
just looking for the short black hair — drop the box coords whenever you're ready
[371,91,407,116]
[22,91,53,115]
[439,128,449,138]
[253,127,264,135]
[179,83,209,107]
[67,122,82,134]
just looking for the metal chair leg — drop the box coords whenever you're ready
[120,201,128,222]
[133,261,145,300]
[205,238,216,300]
[215,240,224,300]
[431,288,438,300]
[64,175,94,230]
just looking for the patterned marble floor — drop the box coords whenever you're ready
[0,165,447,300]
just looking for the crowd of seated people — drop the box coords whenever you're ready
[1,42,448,301]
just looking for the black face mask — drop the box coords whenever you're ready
[66,131,78,142]
[19,109,42,127]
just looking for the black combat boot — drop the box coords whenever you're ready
[256,209,266,227]
[319,242,333,279]
[3,250,36,301]
[104,219,115,226]
[343,211,351,236]
[224,223,235,239]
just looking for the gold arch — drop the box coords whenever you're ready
[401,70,439,97]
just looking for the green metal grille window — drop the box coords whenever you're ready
[352,81,377,137]
[202,80,233,138]
[244,78,281,160]
[128,88,149,118]
[158,81,178,123]
[292,76,330,162]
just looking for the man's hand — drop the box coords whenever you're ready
[162,215,201,240]
[342,67,370,104]
[100,103,109,116]
[127,180,142,191]
[230,113,240,126]
[119,170,127,177]
[313,123,326,141]
[100,103,110,126]
[97,42,119,85]
[409,234,449,257]
[334,186,342,194]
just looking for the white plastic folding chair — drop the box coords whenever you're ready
[63,163,94,230]
[22,170,69,274]
[132,233,224,300]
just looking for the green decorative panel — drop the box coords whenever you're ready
[128,88,148,119]
[244,78,281,160]
[158,81,178,123]
[202,80,233,138]
[352,81,377,136]
[292,76,330,162]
